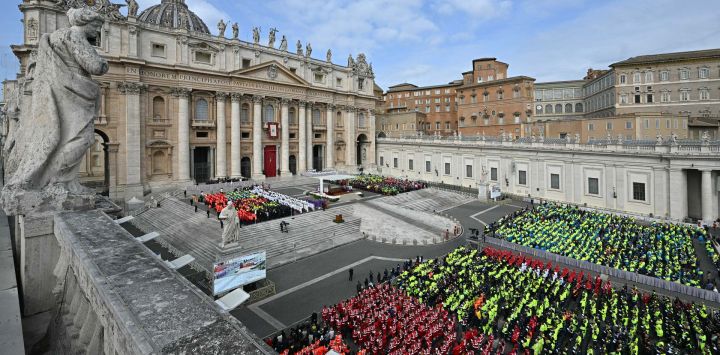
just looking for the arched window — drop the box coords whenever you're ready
[263,104,275,123]
[536,105,543,114]
[152,151,166,174]
[545,104,553,114]
[195,98,208,120]
[565,103,573,113]
[358,112,366,128]
[312,109,321,125]
[152,96,165,120]
[575,103,584,113]
[241,103,249,122]
[289,107,297,125]
[555,104,563,113]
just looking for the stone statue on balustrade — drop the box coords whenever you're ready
[219,201,241,247]
[326,49,332,63]
[296,40,303,55]
[126,0,138,17]
[268,27,278,48]
[232,22,239,39]
[306,43,312,57]
[217,19,227,37]
[1,8,109,215]
[279,35,287,51]
[252,27,261,44]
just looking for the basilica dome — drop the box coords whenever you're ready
[137,0,210,35]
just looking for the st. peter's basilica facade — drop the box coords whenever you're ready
[7,0,378,200]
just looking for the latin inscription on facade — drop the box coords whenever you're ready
[128,67,332,99]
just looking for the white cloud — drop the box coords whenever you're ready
[513,0,720,82]
[263,0,438,55]
[433,0,512,19]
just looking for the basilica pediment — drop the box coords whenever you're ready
[231,61,310,87]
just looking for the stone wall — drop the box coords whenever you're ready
[21,210,273,354]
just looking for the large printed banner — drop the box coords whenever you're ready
[213,251,267,295]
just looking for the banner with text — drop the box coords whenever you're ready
[213,251,267,295]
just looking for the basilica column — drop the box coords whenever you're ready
[345,106,356,171]
[326,104,335,169]
[306,102,314,170]
[252,95,265,180]
[215,92,227,178]
[230,93,242,178]
[119,81,146,199]
[701,169,714,224]
[368,109,377,167]
[280,98,291,175]
[173,88,191,181]
[298,101,307,172]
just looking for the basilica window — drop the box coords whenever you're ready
[555,104,562,113]
[565,103,573,113]
[264,104,276,123]
[545,104,553,114]
[336,111,343,127]
[314,73,324,83]
[194,51,212,64]
[289,107,297,125]
[151,43,166,58]
[241,103,250,123]
[312,109,321,125]
[194,99,208,120]
[152,96,165,120]
[699,67,709,79]
[358,112,366,128]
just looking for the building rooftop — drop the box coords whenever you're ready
[611,48,720,67]
[386,81,463,93]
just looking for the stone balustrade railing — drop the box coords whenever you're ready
[24,210,274,354]
[379,136,720,155]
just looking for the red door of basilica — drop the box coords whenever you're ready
[263,145,277,177]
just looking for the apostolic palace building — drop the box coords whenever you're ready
[5,0,378,200]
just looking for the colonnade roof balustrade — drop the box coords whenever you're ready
[379,135,720,155]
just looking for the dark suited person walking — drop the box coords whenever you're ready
[348,268,354,281]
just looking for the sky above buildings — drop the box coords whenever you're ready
[0,0,719,90]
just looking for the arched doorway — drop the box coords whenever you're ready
[79,129,110,195]
[377,132,387,138]
[312,145,323,171]
[356,134,369,166]
[240,157,251,179]
[289,155,297,175]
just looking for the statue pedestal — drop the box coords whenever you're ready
[16,213,59,316]
[477,183,489,202]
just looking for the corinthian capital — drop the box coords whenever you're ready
[252,95,264,103]
[171,87,192,98]
[231,93,243,102]
[215,91,228,101]
[297,100,307,108]
[280,98,291,106]
[118,81,147,95]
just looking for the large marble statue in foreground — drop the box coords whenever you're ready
[1,8,108,215]
[219,202,241,247]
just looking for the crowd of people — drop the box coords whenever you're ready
[489,203,709,287]
[265,319,351,355]
[398,246,720,354]
[194,185,315,224]
[323,284,463,354]
[338,175,426,196]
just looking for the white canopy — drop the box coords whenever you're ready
[315,174,356,181]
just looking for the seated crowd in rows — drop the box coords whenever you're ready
[193,185,314,224]
[487,203,711,287]
[336,174,426,196]
[398,247,720,354]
